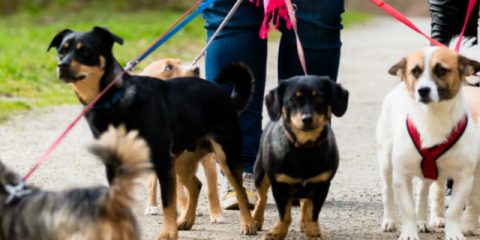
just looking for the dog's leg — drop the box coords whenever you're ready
[211,140,256,235]
[155,153,177,240]
[416,179,432,232]
[393,171,419,240]
[304,184,330,240]
[175,151,201,230]
[378,144,396,232]
[429,180,446,228]
[200,153,223,223]
[144,173,161,215]
[444,173,474,240]
[300,199,307,232]
[252,175,270,231]
[265,185,292,240]
[462,164,480,235]
[176,179,187,213]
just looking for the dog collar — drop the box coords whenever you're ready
[406,114,468,180]
[4,181,33,205]
[284,127,326,149]
[92,88,125,110]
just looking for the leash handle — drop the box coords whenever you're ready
[285,0,307,75]
[454,0,477,52]
[192,0,244,66]
[370,0,445,47]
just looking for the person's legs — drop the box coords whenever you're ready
[203,0,267,209]
[278,0,344,80]
[429,0,479,45]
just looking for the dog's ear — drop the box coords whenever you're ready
[458,55,480,77]
[329,80,349,117]
[388,58,407,79]
[47,29,73,52]
[93,26,124,45]
[265,82,285,121]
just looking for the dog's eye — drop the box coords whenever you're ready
[411,66,422,78]
[165,64,173,71]
[434,64,449,77]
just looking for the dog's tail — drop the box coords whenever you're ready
[215,62,254,113]
[89,125,152,209]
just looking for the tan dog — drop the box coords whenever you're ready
[141,58,224,223]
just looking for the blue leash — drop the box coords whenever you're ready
[125,0,215,71]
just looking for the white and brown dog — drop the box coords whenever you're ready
[377,46,480,240]
[140,58,224,223]
[426,39,480,236]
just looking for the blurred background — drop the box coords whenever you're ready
[0,0,428,120]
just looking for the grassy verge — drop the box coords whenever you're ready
[0,8,370,121]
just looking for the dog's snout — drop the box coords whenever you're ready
[58,60,70,70]
[192,66,200,76]
[301,114,313,125]
[418,87,431,98]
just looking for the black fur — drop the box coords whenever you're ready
[254,76,349,236]
[47,27,253,229]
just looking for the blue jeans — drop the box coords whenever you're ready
[203,0,344,173]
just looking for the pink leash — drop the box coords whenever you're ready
[285,0,307,75]
[370,0,477,53]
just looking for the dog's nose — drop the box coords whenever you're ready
[58,61,70,70]
[418,87,431,98]
[192,66,200,76]
[301,114,313,125]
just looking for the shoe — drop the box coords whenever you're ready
[221,173,257,210]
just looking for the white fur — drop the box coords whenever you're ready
[377,47,480,240]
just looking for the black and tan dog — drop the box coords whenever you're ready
[252,76,349,240]
[0,126,151,240]
[140,58,224,223]
[47,26,257,239]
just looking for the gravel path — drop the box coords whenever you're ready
[1,17,476,239]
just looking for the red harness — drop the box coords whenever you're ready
[406,114,468,180]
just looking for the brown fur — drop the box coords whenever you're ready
[252,176,271,230]
[0,126,151,240]
[289,110,330,145]
[68,57,106,104]
[141,58,224,224]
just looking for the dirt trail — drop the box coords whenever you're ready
[1,17,474,239]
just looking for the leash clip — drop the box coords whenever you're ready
[124,60,140,72]
[5,181,32,205]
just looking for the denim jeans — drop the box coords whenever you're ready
[203,0,344,173]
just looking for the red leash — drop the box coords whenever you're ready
[454,0,477,52]
[23,1,208,181]
[370,0,445,47]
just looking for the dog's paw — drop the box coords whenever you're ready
[156,231,177,240]
[305,229,323,240]
[262,231,287,240]
[445,231,466,240]
[240,220,257,235]
[209,213,225,223]
[417,221,431,233]
[144,206,161,215]
[381,219,396,232]
[429,217,445,228]
[397,232,419,240]
[462,222,477,236]
[177,218,194,230]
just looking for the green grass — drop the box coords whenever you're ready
[0,8,371,120]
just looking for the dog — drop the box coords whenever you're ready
[0,126,151,240]
[377,46,480,240]
[424,38,480,236]
[140,58,223,223]
[48,26,257,239]
[252,76,349,240]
